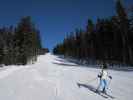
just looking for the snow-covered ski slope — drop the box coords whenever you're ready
[0,53,133,100]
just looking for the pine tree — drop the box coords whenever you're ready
[15,16,42,64]
[116,0,131,64]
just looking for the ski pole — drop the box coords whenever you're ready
[86,77,97,84]
[107,78,112,89]
[77,77,97,88]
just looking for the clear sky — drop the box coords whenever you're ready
[0,0,132,51]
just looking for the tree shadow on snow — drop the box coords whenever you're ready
[55,56,81,65]
[52,62,78,66]
[54,58,67,63]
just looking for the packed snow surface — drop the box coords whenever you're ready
[0,53,133,100]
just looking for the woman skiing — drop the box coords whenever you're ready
[96,63,112,94]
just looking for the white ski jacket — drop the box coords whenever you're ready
[100,69,108,80]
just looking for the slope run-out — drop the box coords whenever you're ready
[0,53,133,100]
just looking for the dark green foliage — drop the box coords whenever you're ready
[0,16,42,65]
[53,0,133,65]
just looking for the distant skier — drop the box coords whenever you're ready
[96,63,112,94]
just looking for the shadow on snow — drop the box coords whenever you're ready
[52,62,77,66]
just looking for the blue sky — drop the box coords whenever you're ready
[0,0,132,51]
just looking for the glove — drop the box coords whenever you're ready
[109,76,112,79]
[98,74,101,78]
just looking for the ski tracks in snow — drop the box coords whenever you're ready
[0,53,133,100]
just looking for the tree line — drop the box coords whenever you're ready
[0,16,46,66]
[53,0,133,65]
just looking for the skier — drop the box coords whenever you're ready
[96,63,112,94]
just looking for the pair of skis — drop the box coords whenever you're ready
[77,82,115,99]
[96,77,114,99]
[95,90,115,99]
